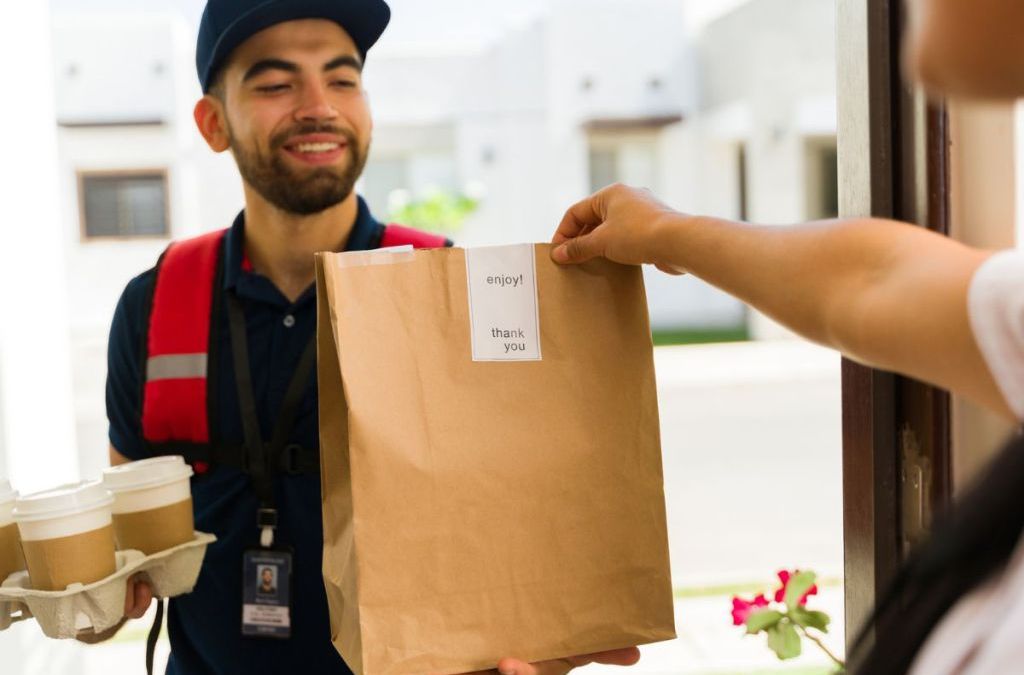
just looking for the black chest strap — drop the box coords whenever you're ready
[226,290,317,543]
[147,440,319,475]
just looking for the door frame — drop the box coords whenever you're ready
[836,0,953,646]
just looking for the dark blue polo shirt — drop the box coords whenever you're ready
[106,197,393,675]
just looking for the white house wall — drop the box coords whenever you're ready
[544,0,690,125]
[44,1,844,465]
[51,13,178,125]
[696,0,837,337]
[52,13,244,475]
[458,20,558,246]
[0,0,79,495]
[698,0,837,226]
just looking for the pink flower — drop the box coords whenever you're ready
[774,570,818,605]
[731,593,770,626]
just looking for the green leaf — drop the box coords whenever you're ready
[766,621,802,660]
[791,606,831,633]
[745,609,784,634]
[389,190,479,234]
[784,570,817,610]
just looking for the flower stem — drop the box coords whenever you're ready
[796,624,845,670]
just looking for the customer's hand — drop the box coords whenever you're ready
[551,183,687,274]
[456,647,641,675]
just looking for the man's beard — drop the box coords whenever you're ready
[229,123,368,216]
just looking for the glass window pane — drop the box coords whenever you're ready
[589,147,618,192]
[362,158,410,217]
[81,178,121,237]
[81,173,167,238]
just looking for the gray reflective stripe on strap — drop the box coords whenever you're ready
[146,354,208,382]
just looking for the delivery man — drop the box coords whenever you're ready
[91,2,639,674]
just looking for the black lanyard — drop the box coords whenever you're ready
[225,291,316,547]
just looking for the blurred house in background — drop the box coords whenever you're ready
[0,2,850,672]
[49,0,837,476]
[50,11,242,480]
[361,0,837,334]
[694,0,837,337]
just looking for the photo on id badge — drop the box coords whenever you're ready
[242,548,292,638]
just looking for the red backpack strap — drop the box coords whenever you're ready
[141,229,227,445]
[380,223,450,249]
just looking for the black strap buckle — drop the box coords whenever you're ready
[257,508,278,530]
[280,444,304,475]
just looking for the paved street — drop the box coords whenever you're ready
[583,340,846,674]
[654,341,843,588]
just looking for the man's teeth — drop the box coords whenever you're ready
[294,142,340,153]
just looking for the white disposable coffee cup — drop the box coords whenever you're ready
[13,481,116,591]
[102,456,194,555]
[0,479,17,528]
[0,479,24,582]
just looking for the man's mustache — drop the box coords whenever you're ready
[271,125,357,150]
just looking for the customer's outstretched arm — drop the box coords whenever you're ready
[551,184,1009,418]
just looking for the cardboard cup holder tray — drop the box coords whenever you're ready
[0,531,215,638]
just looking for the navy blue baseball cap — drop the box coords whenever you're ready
[196,0,391,92]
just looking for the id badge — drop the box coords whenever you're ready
[242,548,292,639]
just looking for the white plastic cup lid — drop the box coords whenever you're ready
[13,481,114,523]
[102,456,194,494]
[0,479,16,506]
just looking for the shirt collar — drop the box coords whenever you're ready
[222,195,383,291]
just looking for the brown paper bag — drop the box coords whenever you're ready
[316,243,675,675]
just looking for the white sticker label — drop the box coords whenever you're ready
[335,244,414,268]
[243,604,291,628]
[465,244,542,361]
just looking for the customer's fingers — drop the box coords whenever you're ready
[552,189,611,246]
[551,230,605,265]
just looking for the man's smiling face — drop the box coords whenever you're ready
[210,19,373,215]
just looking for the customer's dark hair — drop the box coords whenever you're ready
[849,430,1024,673]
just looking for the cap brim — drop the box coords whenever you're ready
[201,0,391,91]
